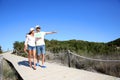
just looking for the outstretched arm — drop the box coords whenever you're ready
[45,31,57,35]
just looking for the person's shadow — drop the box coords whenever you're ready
[18,60,33,67]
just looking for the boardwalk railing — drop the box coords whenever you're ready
[67,50,120,63]
[67,50,120,67]
[66,50,120,77]
[0,55,3,80]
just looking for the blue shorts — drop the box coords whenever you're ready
[28,45,36,50]
[36,45,45,55]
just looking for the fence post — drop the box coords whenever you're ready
[0,55,3,80]
[67,50,71,67]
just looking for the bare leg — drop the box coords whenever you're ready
[42,54,45,66]
[36,46,40,64]
[28,50,32,68]
[33,50,36,69]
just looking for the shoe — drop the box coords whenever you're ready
[36,63,40,66]
[41,65,46,68]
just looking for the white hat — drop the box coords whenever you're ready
[30,27,34,32]
[35,25,40,28]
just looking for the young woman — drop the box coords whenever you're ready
[24,28,36,70]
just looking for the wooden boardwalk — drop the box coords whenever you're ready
[2,51,120,80]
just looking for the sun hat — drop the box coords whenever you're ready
[35,25,41,29]
[30,27,34,32]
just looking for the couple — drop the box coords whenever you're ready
[24,25,57,70]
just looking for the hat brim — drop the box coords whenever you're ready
[36,27,41,29]
[29,30,34,33]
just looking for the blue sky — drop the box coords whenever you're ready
[0,0,120,51]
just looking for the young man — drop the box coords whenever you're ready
[35,25,57,68]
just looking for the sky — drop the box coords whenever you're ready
[0,0,120,51]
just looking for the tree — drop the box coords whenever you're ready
[13,41,24,53]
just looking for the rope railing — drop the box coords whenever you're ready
[67,50,120,62]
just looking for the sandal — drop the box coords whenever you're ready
[33,67,36,70]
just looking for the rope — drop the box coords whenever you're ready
[68,51,120,62]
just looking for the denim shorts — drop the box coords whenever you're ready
[28,45,36,50]
[36,45,45,55]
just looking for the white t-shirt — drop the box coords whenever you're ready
[35,32,46,46]
[25,35,36,46]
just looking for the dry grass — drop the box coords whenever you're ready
[3,59,17,80]
[45,52,120,78]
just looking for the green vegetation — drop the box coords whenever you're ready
[13,38,120,56]
[45,39,120,56]
[13,41,24,53]
[0,46,3,54]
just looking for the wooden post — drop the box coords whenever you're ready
[67,50,71,67]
